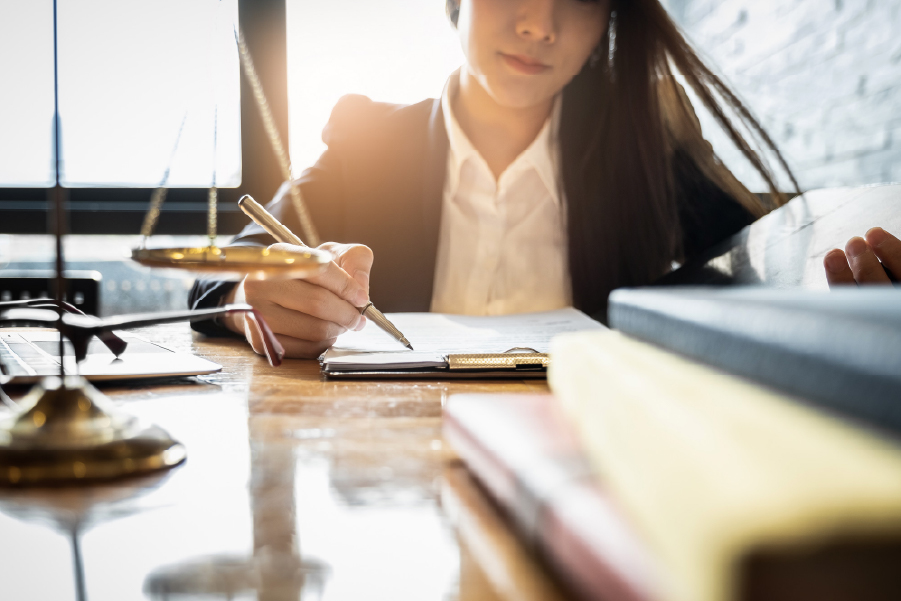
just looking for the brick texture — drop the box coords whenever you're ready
[664,0,901,190]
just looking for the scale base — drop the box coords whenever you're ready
[0,376,185,486]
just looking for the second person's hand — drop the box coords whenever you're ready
[824,227,900,287]
[224,242,373,359]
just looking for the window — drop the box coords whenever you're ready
[0,0,241,188]
[0,2,55,186]
[0,0,457,234]
[286,0,464,172]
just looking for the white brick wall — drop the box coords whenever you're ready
[663,0,901,190]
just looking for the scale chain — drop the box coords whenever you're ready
[208,186,218,244]
[138,113,188,247]
[235,26,320,247]
[141,188,168,244]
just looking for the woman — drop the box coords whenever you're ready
[190,0,900,359]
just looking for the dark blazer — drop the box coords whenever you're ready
[189,94,753,334]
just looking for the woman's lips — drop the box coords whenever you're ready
[500,53,551,75]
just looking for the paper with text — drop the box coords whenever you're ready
[321,308,604,371]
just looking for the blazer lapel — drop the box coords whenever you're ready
[418,98,449,311]
[338,97,448,313]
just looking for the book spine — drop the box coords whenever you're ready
[444,396,660,601]
[441,466,572,601]
[608,289,901,436]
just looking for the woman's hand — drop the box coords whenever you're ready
[224,242,373,359]
[824,227,900,287]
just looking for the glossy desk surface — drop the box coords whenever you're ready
[0,324,563,601]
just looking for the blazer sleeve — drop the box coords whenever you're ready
[187,95,369,335]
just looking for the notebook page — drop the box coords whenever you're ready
[322,308,604,370]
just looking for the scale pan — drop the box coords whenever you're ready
[132,246,331,280]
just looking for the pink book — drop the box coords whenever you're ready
[443,394,662,601]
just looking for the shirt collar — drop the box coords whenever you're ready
[441,69,562,208]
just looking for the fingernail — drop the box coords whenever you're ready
[845,237,868,258]
[353,289,369,307]
[824,250,846,272]
[354,315,367,331]
[866,227,887,248]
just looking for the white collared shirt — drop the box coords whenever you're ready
[430,71,571,315]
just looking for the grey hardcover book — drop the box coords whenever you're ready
[608,287,901,436]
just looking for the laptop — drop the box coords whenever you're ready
[0,329,222,384]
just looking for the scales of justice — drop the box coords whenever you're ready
[0,14,328,486]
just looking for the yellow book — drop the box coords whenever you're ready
[550,330,901,601]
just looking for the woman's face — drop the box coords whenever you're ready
[456,0,609,109]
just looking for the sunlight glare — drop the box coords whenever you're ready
[286,0,464,173]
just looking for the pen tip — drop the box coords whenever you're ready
[405,343,414,351]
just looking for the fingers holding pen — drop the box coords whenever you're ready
[241,310,336,359]
[268,242,373,309]
[240,284,353,359]
[317,242,374,302]
[244,278,364,334]
[229,240,377,359]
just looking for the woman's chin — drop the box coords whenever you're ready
[483,79,557,111]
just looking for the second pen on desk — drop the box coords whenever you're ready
[237,194,414,350]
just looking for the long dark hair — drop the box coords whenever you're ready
[447,0,800,316]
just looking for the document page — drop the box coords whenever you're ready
[322,308,604,371]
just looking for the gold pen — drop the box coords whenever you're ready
[237,194,414,350]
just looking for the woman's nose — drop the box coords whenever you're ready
[515,0,557,44]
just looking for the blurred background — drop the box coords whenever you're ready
[666,0,901,191]
[0,0,898,315]
[285,0,464,173]
[287,0,901,192]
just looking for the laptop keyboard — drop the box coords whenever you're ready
[0,340,26,375]
[0,334,59,376]
[0,330,219,383]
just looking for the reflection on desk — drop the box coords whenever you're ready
[0,322,553,601]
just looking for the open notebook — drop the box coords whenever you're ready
[320,308,603,378]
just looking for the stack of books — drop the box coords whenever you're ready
[444,287,901,601]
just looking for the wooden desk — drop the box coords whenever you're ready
[0,324,564,601]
